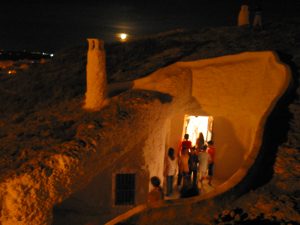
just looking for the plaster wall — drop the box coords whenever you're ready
[53,143,150,225]
[142,116,169,190]
[179,52,288,179]
[168,113,185,154]
[107,51,291,225]
[53,99,171,225]
[65,51,289,225]
[134,51,290,181]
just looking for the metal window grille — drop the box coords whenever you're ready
[115,173,135,205]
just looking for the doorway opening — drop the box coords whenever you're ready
[182,115,213,146]
[164,114,216,200]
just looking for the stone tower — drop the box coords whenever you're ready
[84,38,108,110]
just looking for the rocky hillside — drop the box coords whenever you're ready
[0,19,300,224]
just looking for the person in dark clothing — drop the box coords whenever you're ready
[196,132,205,150]
[180,148,199,198]
[188,147,199,187]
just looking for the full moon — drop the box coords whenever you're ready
[119,33,128,41]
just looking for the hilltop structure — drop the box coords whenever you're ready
[238,4,250,26]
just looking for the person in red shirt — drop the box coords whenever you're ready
[179,134,192,155]
[207,140,216,186]
[177,134,192,187]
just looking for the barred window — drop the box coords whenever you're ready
[115,173,135,205]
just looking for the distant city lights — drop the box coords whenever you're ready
[0,50,55,76]
[8,70,17,75]
[42,52,54,57]
[0,50,54,61]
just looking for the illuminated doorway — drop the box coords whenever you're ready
[182,115,213,146]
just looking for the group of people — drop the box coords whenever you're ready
[164,133,216,197]
[147,133,216,204]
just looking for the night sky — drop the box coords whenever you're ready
[1,0,299,53]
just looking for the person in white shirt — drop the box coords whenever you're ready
[165,147,177,196]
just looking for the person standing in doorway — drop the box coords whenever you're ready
[207,140,216,186]
[196,132,205,150]
[165,147,177,196]
[180,134,192,155]
[178,147,190,188]
[189,147,199,187]
[177,134,192,187]
[198,145,209,188]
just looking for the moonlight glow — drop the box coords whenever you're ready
[119,33,128,41]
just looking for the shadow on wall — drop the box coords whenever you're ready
[214,116,245,180]
[251,52,299,188]
[107,81,133,98]
[237,51,298,192]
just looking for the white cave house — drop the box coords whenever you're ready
[53,49,291,225]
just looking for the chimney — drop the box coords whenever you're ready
[84,39,108,110]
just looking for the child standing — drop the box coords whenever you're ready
[148,176,164,206]
[165,148,177,196]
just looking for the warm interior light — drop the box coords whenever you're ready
[183,115,212,146]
